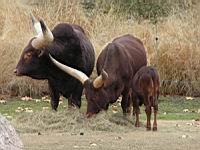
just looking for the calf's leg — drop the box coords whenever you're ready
[153,104,158,131]
[135,109,140,127]
[145,106,151,131]
[132,96,140,127]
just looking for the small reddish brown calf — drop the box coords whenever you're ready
[131,66,160,131]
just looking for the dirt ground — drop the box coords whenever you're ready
[20,120,200,150]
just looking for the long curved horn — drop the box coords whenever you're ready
[49,54,89,84]
[93,70,108,89]
[31,18,54,49]
[30,13,42,35]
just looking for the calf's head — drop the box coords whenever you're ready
[49,55,109,116]
[15,14,53,79]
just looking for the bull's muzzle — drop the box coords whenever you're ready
[14,69,23,76]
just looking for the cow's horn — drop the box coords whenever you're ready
[49,54,89,84]
[93,70,108,89]
[31,18,54,49]
[30,13,42,35]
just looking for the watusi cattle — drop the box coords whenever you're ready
[131,66,160,131]
[49,34,147,116]
[14,14,95,110]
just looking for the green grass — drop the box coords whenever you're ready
[0,96,199,121]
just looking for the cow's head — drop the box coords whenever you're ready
[14,14,54,79]
[49,55,109,116]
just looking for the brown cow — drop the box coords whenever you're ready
[131,66,160,131]
[49,34,147,117]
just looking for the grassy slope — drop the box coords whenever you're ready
[0,96,199,120]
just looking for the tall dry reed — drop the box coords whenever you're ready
[0,0,200,96]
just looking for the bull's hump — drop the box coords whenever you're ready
[52,23,75,38]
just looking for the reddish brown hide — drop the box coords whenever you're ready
[131,66,160,131]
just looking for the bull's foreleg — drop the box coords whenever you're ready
[48,82,60,111]
[121,90,131,116]
[69,83,83,109]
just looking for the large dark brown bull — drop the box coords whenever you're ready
[50,34,147,116]
[14,15,95,110]
[131,66,160,131]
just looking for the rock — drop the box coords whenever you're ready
[42,96,50,103]
[181,135,189,139]
[41,96,49,100]
[15,107,24,113]
[115,136,123,140]
[175,123,180,127]
[186,122,193,126]
[0,100,6,104]
[112,105,118,114]
[185,97,194,100]
[6,116,13,120]
[42,107,49,110]
[21,96,32,101]
[0,115,23,150]
[183,109,189,112]
[90,142,97,147]
[24,107,33,113]
[73,145,79,148]
[35,99,41,103]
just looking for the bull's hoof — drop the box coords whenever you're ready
[146,127,151,131]
[152,127,157,131]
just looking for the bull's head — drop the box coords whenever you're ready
[49,55,109,117]
[14,14,54,79]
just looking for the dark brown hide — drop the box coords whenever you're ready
[15,23,95,110]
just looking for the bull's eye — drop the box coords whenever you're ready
[24,52,32,62]
[37,50,44,57]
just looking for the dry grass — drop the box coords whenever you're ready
[0,0,200,96]
[13,109,134,133]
